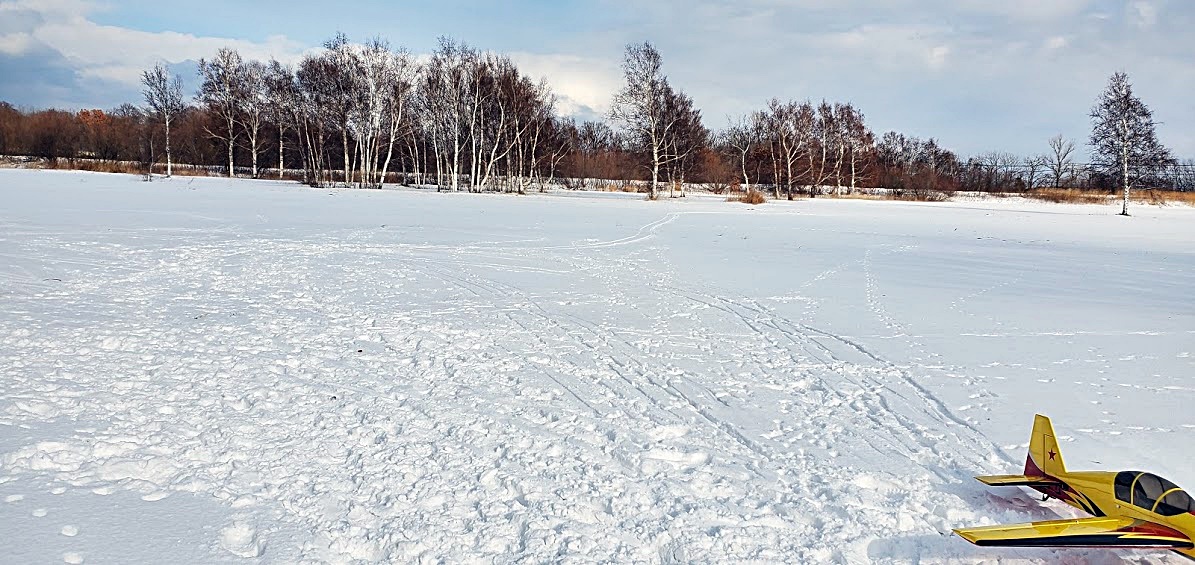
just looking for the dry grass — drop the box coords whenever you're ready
[599,181,640,193]
[826,191,887,200]
[1025,188,1111,204]
[161,165,215,178]
[1132,189,1195,206]
[823,188,952,202]
[729,188,767,205]
[69,160,145,174]
[1014,188,1195,206]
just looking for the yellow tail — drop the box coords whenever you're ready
[1025,414,1067,478]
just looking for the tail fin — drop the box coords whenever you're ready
[1025,414,1067,478]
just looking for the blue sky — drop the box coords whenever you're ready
[1,0,1192,158]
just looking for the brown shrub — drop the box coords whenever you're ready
[729,188,766,205]
[888,188,952,202]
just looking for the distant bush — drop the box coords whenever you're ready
[889,187,952,202]
[599,180,639,192]
[730,188,766,205]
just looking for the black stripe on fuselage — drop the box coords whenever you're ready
[1077,492,1105,517]
[974,535,1193,549]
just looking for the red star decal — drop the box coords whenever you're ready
[1048,450,1057,461]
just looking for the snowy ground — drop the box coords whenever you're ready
[1,169,1193,564]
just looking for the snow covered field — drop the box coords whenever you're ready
[1,169,1193,564]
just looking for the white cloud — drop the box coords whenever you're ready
[1131,1,1158,28]
[509,52,621,117]
[927,45,950,69]
[0,32,34,55]
[951,0,1093,21]
[4,0,307,88]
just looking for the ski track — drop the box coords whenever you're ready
[2,177,1189,564]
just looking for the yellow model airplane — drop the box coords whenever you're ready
[954,414,1195,560]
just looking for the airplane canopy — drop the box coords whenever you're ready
[1114,471,1195,516]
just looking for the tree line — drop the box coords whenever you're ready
[0,37,1187,204]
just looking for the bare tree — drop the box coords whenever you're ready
[827,102,870,195]
[264,60,298,179]
[975,151,1019,192]
[349,38,410,188]
[806,100,834,196]
[1023,155,1046,191]
[571,120,623,186]
[841,105,874,191]
[198,47,246,177]
[661,88,708,197]
[421,37,478,191]
[720,114,760,191]
[1090,72,1173,215]
[378,49,416,188]
[140,62,185,176]
[1046,134,1075,188]
[239,60,268,178]
[609,42,678,199]
[324,34,360,186]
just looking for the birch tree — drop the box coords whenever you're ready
[661,88,708,197]
[349,38,395,188]
[841,105,874,191]
[296,52,338,186]
[239,60,268,178]
[422,38,477,191]
[378,49,417,188]
[324,34,359,185]
[141,62,185,176]
[721,114,760,191]
[198,48,246,177]
[1089,72,1173,216]
[806,101,834,196]
[264,60,298,179]
[760,99,814,200]
[609,42,676,199]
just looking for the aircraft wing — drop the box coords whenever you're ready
[975,474,1061,487]
[954,516,1194,549]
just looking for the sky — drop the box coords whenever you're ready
[1,0,1192,158]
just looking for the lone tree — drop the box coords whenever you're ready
[1046,134,1075,188]
[1089,72,1173,215]
[141,62,184,176]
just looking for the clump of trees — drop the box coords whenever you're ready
[1,39,1189,204]
[183,35,573,191]
[608,42,707,199]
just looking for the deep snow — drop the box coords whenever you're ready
[1,169,1193,563]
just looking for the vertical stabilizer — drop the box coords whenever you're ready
[1025,414,1067,477]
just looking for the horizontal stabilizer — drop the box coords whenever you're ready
[954,516,1193,549]
[975,474,1061,487]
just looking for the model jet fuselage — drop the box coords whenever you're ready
[954,415,1195,560]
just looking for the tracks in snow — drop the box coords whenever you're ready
[3,210,1151,563]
